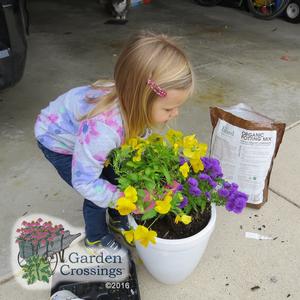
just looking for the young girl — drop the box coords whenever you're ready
[34,31,195,256]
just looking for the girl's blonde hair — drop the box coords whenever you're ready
[83,31,194,139]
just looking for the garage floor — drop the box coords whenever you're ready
[0,0,299,299]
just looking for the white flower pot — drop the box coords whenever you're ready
[129,204,216,285]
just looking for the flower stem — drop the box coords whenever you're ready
[148,216,160,229]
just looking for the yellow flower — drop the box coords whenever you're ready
[163,191,173,203]
[183,147,194,159]
[123,229,135,244]
[132,148,143,162]
[173,143,179,154]
[124,186,138,202]
[189,150,200,160]
[196,143,208,157]
[134,225,157,247]
[175,215,181,224]
[133,154,141,162]
[174,214,192,225]
[128,138,138,148]
[136,142,145,150]
[166,129,183,145]
[179,162,190,179]
[181,215,192,225]
[147,133,163,144]
[190,157,204,173]
[185,143,207,173]
[183,142,206,156]
[121,137,143,150]
[121,143,129,150]
[115,197,137,215]
[183,135,198,149]
[155,199,171,214]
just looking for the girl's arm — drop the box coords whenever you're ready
[71,118,122,207]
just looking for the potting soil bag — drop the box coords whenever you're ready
[209,103,285,208]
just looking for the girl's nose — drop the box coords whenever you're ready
[171,108,179,118]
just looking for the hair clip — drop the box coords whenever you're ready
[147,79,167,98]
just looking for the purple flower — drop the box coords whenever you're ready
[225,199,234,211]
[179,156,188,166]
[176,184,183,191]
[235,196,247,210]
[205,192,211,199]
[179,196,188,209]
[225,191,248,214]
[231,183,239,191]
[218,188,229,198]
[236,191,248,200]
[198,173,216,188]
[189,186,202,197]
[187,177,198,187]
[208,177,217,188]
[223,182,240,194]
[223,182,231,189]
[201,157,223,179]
[198,173,210,181]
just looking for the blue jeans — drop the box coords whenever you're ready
[37,141,121,242]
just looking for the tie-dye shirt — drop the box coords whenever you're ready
[34,85,125,208]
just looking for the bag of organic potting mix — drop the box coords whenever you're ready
[209,103,285,208]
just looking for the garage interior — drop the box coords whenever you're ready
[0,0,299,299]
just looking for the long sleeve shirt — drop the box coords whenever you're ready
[34,85,125,207]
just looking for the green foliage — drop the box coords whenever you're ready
[22,255,52,285]
[111,139,179,200]
[141,209,157,221]
[108,130,247,242]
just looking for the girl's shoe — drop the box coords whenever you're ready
[108,215,135,247]
[108,215,130,233]
[84,233,128,257]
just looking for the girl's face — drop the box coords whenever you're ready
[151,89,190,125]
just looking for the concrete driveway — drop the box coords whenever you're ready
[0,0,299,299]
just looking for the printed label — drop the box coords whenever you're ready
[211,119,277,204]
